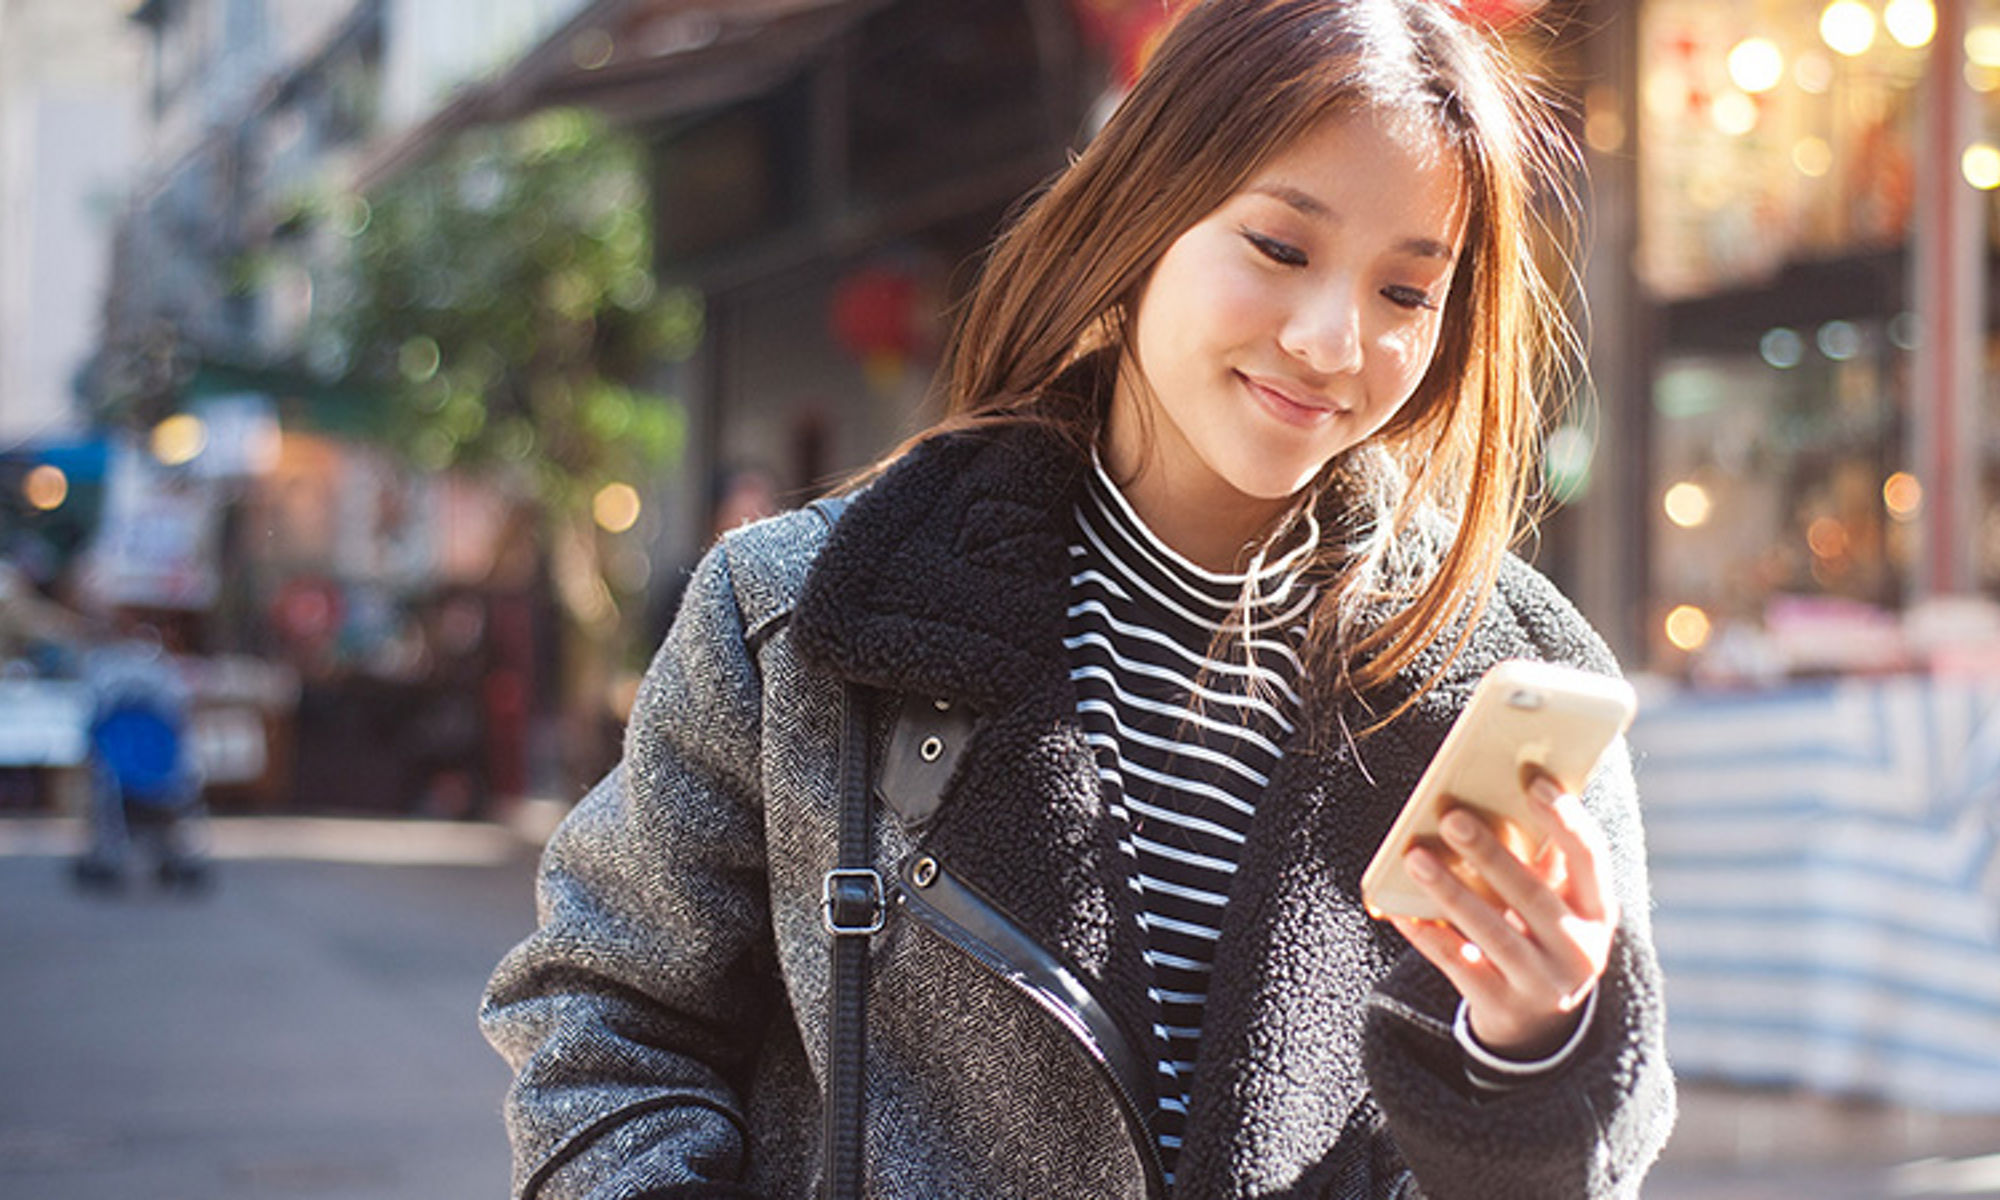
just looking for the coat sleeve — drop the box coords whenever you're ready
[479,540,780,1200]
[1361,569,1678,1200]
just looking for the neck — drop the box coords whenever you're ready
[1098,427,1290,574]
[1135,476,1287,573]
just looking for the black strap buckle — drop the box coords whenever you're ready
[822,868,885,936]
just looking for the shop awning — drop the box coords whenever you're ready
[357,0,892,189]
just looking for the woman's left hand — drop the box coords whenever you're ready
[1388,774,1618,1058]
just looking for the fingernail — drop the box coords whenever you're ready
[1442,811,1479,844]
[1406,848,1441,882]
[1531,777,1564,807]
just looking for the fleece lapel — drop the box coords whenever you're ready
[792,427,1160,1077]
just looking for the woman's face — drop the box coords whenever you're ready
[1105,105,1469,559]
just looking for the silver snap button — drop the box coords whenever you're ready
[932,697,952,712]
[912,856,939,888]
[919,736,945,763]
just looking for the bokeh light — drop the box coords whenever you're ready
[1584,84,1626,153]
[1884,0,1936,47]
[1793,137,1834,177]
[1817,319,1862,361]
[1711,91,1759,136]
[1760,327,1805,368]
[1807,516,1850,559]
[593,482,642,533]
[1821,0,1878,56]
[151,414,208,466]
[1663,482,1714,529]
[1727,38,1786,93]
[1794,50,1835,93]
[1963,143,2000,190]
[1665,605,1713,652]
[1966,23,2000,68]
[1883,472,1923,520]
[570,28,615,70]
[398,335,442,382]
[22,464,67,511]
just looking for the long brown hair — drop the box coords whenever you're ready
[893,0,1583,730]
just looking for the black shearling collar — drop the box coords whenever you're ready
[792,424,1089,717]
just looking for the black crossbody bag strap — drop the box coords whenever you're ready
[808,494,979,1199]
[811,493,873,1200]
[817,682,977,1200]
[820,684,877,1200]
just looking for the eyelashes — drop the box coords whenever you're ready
[1243,229,1307,268]
[1381,286,1439,312]
[1239,227,1440,311]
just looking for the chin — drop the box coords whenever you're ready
[1221,474,1320,507]
[1231,457,1330,502]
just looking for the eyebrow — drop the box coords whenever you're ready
[1246,182,1459,262]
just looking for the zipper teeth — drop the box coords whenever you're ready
[896,889,1168,1198]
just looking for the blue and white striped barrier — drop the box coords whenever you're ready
[1630,675,2000,1111]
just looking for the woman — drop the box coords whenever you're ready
[480,1,1677,1196]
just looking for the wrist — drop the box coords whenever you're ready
[1469,1007,1578,1060]
[1454,988,1597,1080]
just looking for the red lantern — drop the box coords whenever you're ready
[829,264,919,362]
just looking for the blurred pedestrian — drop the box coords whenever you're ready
[481,1,1675,1196]
[70,616,209,892]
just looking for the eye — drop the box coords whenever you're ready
[1241,228,1307,268]
[1381,284,1439,312]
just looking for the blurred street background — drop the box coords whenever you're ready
[3,0,2000,1195]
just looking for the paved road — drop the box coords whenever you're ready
[2,814,1997,1199]
[0,817,536,1200]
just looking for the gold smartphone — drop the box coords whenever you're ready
[1360,659,1637,922]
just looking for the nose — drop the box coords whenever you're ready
[1278,281,1363,377]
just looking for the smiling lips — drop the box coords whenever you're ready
[1239,371,1347,426]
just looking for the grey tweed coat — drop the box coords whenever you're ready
[479,426,1676,1200]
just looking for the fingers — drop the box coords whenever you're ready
[1526,776,1620,927]
[1407,833,1563,994]
[1391,774,1625,1053]
[1402,791,1617,1008]
[1388,910,1577,1053]
[1393,850,1600,1053]
[1436,806,1570,934]
[1389,913,1494,1006]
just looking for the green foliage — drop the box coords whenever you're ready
[309,108,695,534]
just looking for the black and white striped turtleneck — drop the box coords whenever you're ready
[1064,457,1317,1188]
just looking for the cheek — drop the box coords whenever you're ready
[1151,244,1273,350]
[1375,320,1444,396]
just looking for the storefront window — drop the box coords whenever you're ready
[1636,0,2000,675]
[1648,322,1915,672]
[1637,0,1926,298]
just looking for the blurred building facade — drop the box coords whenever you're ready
[1584,0,2000,1120]
[0,1,145,593]
[56,0,1125,815]
[353,0,1105,578]
[17,0,2000,776]
[0,1,142,449]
